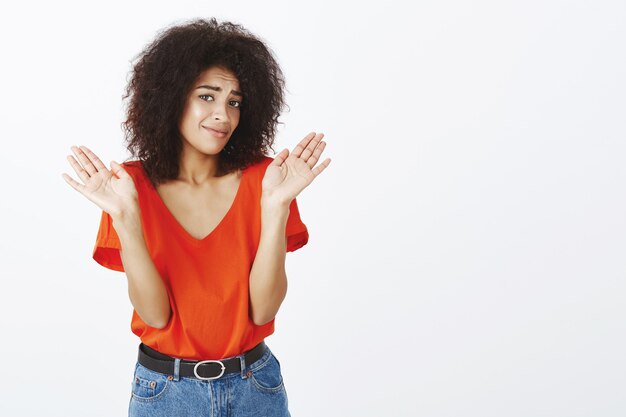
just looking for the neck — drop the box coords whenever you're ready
[177,147,223,186]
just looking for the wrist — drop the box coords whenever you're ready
[261,191,291,209]
[260,199,289,229]
[111,205,143,235]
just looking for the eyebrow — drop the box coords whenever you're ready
[196,85,243,97]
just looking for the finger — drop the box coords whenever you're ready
[79,145,108,172]
[110,160,131,179]
[61,172,87,195]
[311,157,331,178]
[270,148,290,167]
[290,132,317,158]
[67,154,92,184]
[304,140,327,169]
[299,133,324,162]
[70,145,98,176]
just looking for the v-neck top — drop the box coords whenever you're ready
[151,163,248,246]
[92,156,309,360]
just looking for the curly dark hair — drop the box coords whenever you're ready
[121,17,287,187]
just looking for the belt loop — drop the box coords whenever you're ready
[239,353,247,379]
[173,358,181,381]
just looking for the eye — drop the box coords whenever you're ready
[199,95,242,109]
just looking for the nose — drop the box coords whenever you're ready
[210,100,229,121]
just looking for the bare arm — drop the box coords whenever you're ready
[112,206,171,329]
[63,145,171,329]
[248,199,290,326]
[248,132,330,325]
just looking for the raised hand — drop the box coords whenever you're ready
[261,132,331,205]
[62,145,139,217]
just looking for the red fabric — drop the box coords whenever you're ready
[92,156,308,360]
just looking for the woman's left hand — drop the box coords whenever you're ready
[261,132,331,206]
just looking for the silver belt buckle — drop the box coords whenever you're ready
[193,359,226,380]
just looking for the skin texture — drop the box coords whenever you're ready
[154,66,247,241]
[62,65,332,329]
[250,132,331,325]
[176,66,243,182]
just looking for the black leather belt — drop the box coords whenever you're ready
[137,341,266,380]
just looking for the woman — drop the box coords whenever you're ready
[62,18,330,417]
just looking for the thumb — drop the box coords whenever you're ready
[271,148,290,167]
[110,160,130,179]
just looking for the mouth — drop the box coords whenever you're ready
[203,126,228,138]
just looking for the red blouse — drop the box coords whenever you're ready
[92,156,309,360]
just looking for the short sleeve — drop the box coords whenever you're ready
[92,210,124,272]
[285,197,309,252]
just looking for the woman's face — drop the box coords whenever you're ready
[178,66,243,157]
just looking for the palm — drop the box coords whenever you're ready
[262,132,331,204]
[82,170,137,213]
[62,145,139,216]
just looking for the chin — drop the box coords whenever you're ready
[201,138,229,153]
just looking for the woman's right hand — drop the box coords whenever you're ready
[62,145,139,218]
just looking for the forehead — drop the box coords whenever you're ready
[194,66,240,88]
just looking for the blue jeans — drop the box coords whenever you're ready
[128,343,290,417]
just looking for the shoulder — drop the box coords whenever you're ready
[121,159,143,171]
[245,155,274,177]
[119,159,149,186]
[253,155,274,169]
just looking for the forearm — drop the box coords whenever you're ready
[112,207,171,329]
[248,198,290,326]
